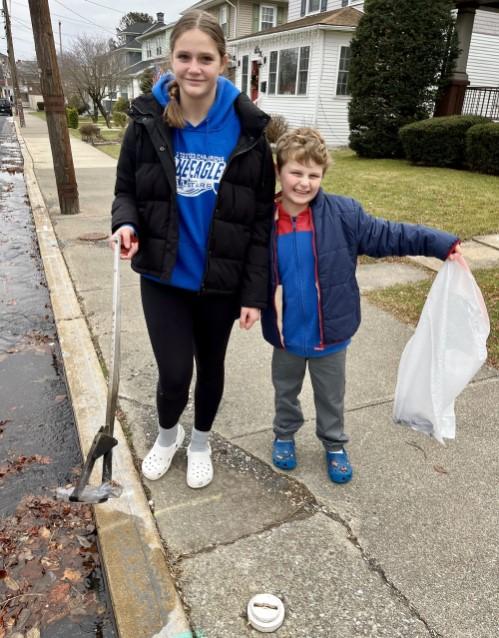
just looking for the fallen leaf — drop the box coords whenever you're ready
[48,581,70,604]
[4,575,20,590]
[63,568,82,582]
[434,464,448,474]
[0,569,6,578]
[54,395,67,404]
[39,526,50,539]
[18,549,34,561]
[26,628,41,638]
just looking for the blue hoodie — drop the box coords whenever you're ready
[151,74,241,291]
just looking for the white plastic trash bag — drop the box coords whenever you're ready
[393,257,490,443]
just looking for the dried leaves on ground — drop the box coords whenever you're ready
[0,496,106,637]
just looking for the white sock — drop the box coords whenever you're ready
[157,424,178,448]
[189,427,210,453]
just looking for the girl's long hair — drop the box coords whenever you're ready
[165,10,227,128]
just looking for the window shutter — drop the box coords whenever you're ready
[320,0,328,12]
[300,0,306,17]
[277,6,286,26]
[252,4,259,32]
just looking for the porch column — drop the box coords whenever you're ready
[434,6,476,116]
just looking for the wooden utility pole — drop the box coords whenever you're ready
[29,0,79,215]
[2,0,25,127]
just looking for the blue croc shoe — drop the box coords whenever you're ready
[272,439,297,471]
[326,449,353,484]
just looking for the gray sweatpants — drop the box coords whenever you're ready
[272,348,348,451]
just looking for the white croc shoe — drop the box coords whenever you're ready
[186,443,213,489]
[141,424,185,481]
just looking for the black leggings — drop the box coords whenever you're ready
[140,277,239,432]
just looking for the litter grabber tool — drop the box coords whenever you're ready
[56,236,123,503]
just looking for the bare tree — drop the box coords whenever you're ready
[61,35,123,128]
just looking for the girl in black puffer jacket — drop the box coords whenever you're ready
[110,10,275,489]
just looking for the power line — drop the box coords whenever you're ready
[11,0,117,34]
[82,0,122,14]
[52,0,116,35]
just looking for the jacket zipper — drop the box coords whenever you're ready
[310,211,325,350]
[200,136,260,292]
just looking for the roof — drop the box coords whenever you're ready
[121,59,159,78]
[112,38,142,52]
[136,21,173,41]
[117,22,152,36]
[231,6,362,42]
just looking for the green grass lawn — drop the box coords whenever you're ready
[324,149,499,239]
[366,267,499,368]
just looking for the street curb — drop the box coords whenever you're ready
[14,120,193,638]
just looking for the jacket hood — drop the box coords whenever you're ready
[151,73,240,131]
[131,75,269,138]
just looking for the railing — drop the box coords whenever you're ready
[462,86,499,120]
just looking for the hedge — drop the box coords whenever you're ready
[399,115,490,168]
[466,122,499,175]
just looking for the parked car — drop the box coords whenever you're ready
[0,98,13,116]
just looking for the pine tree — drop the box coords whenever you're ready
[348,0,458,158]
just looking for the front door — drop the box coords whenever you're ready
[250,60,260,102]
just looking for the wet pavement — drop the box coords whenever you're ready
[0,117,116,638]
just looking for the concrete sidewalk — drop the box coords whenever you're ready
[18,112,499,638]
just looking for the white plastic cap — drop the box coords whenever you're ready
[247,593,285,633]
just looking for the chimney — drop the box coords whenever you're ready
[157,12,164,24]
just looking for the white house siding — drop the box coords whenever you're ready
[473,9,499,36]
[287,0,363,22]
[467,31,499,85]
[236,2,254,36]
[235,29,322,128]
[315,30,354,146]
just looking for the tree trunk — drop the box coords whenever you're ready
[96,98,111,128]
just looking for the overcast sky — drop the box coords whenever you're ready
[1,0,196,60]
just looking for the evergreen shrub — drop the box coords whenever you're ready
[348,0,458,158]
[112,97,129,113]
[399,115,490,168]
[113,111,127,128]
[66,107,79,129]
[466,122,499,175]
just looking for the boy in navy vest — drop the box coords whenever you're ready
[261,128,461,483]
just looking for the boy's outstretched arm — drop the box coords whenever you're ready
[354,201,460,261]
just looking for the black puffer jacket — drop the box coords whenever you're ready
[111,92,275,308]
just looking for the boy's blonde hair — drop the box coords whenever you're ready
[276,127,331,173]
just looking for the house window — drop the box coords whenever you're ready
[260,5,276,31]
[241,55,249,95]
[268,51,278,94]
[301,0,327,15]
[268,46,310,96]
[219,5,228,35]
[146,47,152,59]
[336,46,351,95]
